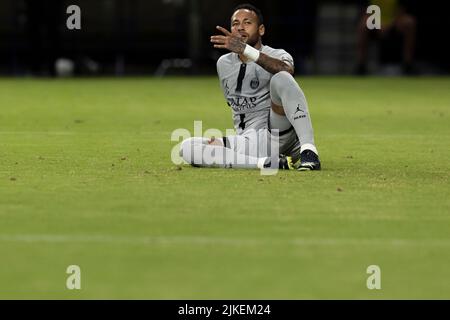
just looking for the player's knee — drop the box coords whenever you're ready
[270,71,294,91]
[271,71,292,84]
[270,71,297,105]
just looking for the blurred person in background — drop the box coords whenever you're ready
[356,0,417,75]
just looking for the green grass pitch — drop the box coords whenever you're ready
[0,76,449,299]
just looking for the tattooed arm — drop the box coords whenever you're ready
[211,26,294,75]
[255,52,294,75]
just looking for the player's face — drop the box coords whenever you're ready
[230,9,264,47]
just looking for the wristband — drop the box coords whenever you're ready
[243,44,260,62]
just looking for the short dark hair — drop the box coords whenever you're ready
[232,3,264,26]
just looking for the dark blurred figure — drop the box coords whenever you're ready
[356,0,417,75]
[23,0,63,76]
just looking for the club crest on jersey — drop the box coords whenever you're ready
[250,77,259,89]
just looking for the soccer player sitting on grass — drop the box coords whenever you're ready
[180,4,321,171]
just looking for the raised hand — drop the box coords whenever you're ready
[210,26,246,54]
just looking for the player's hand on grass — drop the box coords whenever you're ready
[210,26,246,54]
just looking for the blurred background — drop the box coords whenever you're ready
[0,0,449,77]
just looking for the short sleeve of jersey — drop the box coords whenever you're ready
[216,58,223,79]
[216,55,229,98]
[264,47,294,68]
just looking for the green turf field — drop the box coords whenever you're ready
[0,77,449,299]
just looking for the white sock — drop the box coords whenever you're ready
[300,143,318,155]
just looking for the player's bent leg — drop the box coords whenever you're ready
[270,71,316,151]
[269,71,321,170]
[179,136,294,170]
[180,137,266,169]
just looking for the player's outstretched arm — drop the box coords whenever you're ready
[210,26,246,53]
[210,26,294,75]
